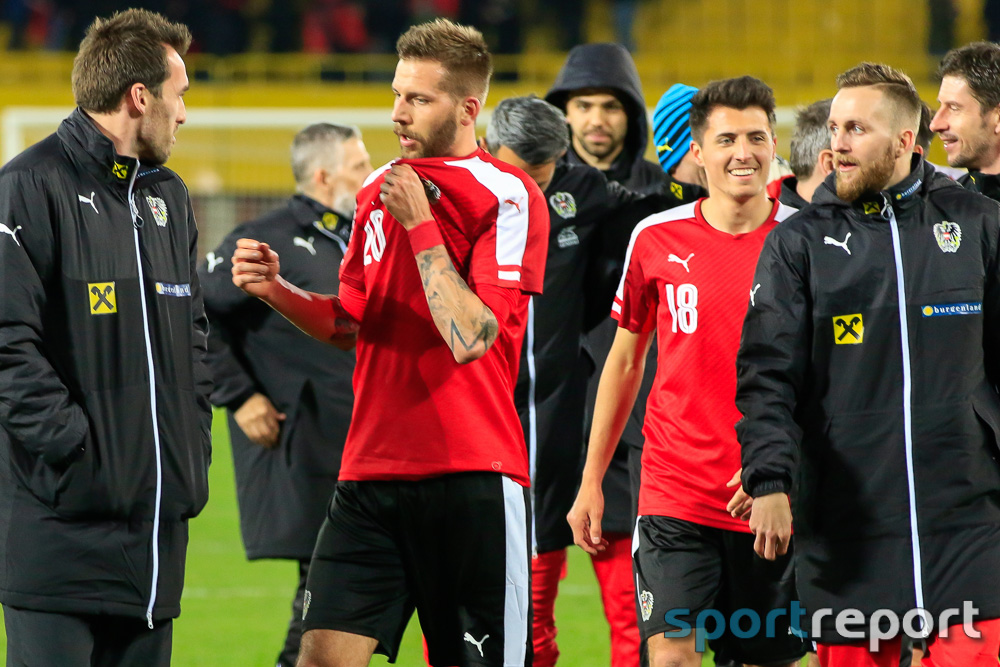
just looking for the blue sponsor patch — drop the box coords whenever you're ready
[155,282,191,297]
[921,302,982,317]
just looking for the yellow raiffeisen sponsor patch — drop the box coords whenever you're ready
[863,201,881,215]
[833,313,863,344]
[670,182,683,199]
[89,282,117,314]
[112,162,129,180]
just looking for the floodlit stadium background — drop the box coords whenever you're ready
[0,0,987,663]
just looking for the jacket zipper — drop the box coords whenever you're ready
[128,164,164,630]
[885,196,927,629]
[525,296,538,557]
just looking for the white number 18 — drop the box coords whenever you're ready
[665,283,698,334]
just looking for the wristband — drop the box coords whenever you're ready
[407,219,445,254]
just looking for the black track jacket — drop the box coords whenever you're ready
[737,157,1000,640]
[200,195,355,561]
[0,109,212,623]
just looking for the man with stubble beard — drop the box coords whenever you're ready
[736,62,1000,666]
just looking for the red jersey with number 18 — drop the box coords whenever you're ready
[336,148,549,487]
[612,198,795,531]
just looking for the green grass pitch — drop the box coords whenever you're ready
[0,409,740,665]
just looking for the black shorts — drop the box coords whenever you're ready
[304,472,532,666]
[633,515,808,665]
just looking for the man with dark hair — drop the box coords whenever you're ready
[232,19,548,667]
[569,75,807,667]
[545,43,666,196]
[199,123,371,667]
[0,8,210,665]
[931,41,1000,199]
[782,98,834,208]
[738,61,1000,666]
[485,94,676,667]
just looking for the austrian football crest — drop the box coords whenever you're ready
[933,222,961,253]
[146,196,168,227]
[639,590,654,622]
[549,192,577,219]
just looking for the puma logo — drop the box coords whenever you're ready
[464,632,489,657]
[78,192,99,214]
[823,232,852,255]
[504,198,522,213]
[206,252,224,273]
[0,223,23,246]
[667,252,694,273]
[750,283,761,307]
[294,236,317,256]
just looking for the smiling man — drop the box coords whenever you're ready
[738,62,1000,667]
[931,42,1000,200]
[568,76,806,667]
[231,19,549,667]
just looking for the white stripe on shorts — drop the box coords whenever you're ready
[502,476,530,666]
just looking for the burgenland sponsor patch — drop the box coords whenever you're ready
[921,302,982,317]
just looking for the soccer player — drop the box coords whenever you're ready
[199,123,371,667]
[231,19,548,667]
[931,41,1000,199]
[0,9,211,665]
[738,62,1000,666]
[568,76,808,667]
[781,98,835,208]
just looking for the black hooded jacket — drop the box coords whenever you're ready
[737,156,1000,638]
[545,43,666,195]
[959,170,1000,202]
[0,108,212,622]
[200,195,355,561]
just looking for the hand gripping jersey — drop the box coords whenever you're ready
[612,198,794,530]
[338,148,549,486]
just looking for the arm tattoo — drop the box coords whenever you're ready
[415,245,499,357]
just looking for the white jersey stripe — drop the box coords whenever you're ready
[362,160,394,189]
[502,476,530,666]
[615,202,697,304]
[446,156,530,281]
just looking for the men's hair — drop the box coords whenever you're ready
[937,42,1000,112]
[486,95,569,165]
[917,100,934,152]
[72,8,192,114]
[836,62,921,131]
[291,123,361,186]
[688,76,776,144]
[789,98,832,179]
[396,18,492,104]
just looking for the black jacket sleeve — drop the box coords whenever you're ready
[198,232,258,410]
[735,228,810,497]
[982,202,1000,390]
[186,197,214,452]
[0,169,89,464]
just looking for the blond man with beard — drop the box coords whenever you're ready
[736,62,1000,666]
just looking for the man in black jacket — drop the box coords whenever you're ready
[199,123,370,667]
[737,62,1000,665]
[931,42,1000,200]
[485,94,676,667]
[0,9,211,665]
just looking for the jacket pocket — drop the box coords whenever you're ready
[159,388,212,520]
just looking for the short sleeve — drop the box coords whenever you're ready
[468,180,549,295]
[611,231,657,333]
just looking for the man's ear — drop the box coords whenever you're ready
[690,139,705,168]
[896,128,916,157]
[126,82,150,117]
[817,149,835,177]
[461,96,482,126]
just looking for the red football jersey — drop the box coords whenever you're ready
[612,198,795,530]
[337,148,549,486]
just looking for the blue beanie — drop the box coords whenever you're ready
[652,83,698,174]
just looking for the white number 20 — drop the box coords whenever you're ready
[665,283,698,334]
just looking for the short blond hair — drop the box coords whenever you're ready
[396,18,492,103]
[836,62,921,131]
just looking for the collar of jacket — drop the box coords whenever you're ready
[961,170,1000,197]
[56,107,147,189]
[290,193,353,241]
[778,176,810,210]
[812,154,938,217]
[563,145,637,186]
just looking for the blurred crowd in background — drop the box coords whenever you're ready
[0,0,657,55]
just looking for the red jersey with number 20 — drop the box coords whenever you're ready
[612,198,795,531]
[337,148,549,486]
